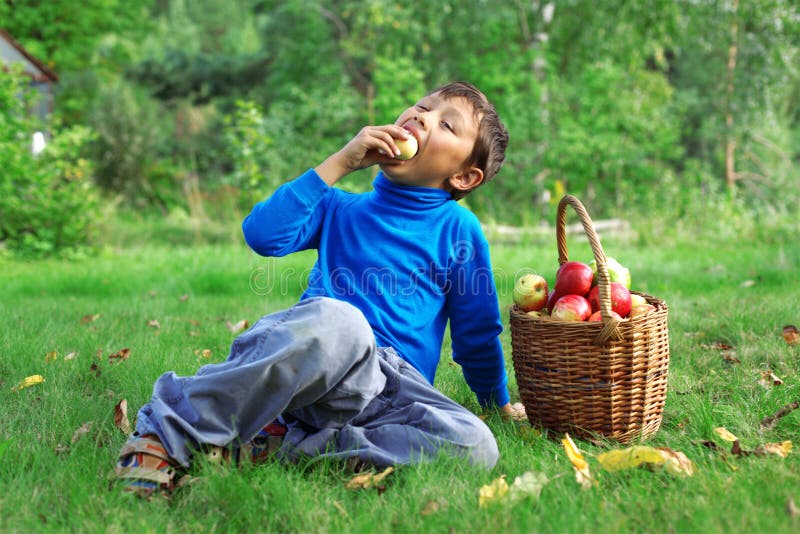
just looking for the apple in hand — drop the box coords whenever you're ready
[590,257,631,289]
[587,282,632,317]
[554,261,594,297]
[513,273,548,312]
[588,310,623,322]
[550,294,592,321]
[395,135,418,160]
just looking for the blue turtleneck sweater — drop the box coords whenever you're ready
[242,169,509,407]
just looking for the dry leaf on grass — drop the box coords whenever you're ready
[114,399,132,435]
[759,371,784,388]
[11,374,45,392]
[656,448,696,477]
[64,351,77,361]
[562,433,594,489]
[478,475,509,507]
[195,349,212,359]
[760,400,800,432]
[714,427,740,442]
[754,441,792,458]
[782,325,799,345]
[597,446,666,472]
[80,313,101,324]
[109,348,130,364]
[226,319,249,334]
[146,319,161,329]
[179,294,190,302]
[787,498,799,518]
[45,351,58,363]
[71,422,93,444]
[344,466,394,490]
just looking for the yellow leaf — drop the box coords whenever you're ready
[45,351,58,363]
[478,475,509,507]
[714,427,739,442]
[344,466,394,490]
[657,448,695,477]
[597,446,666,472]
[562,433,594,489]
[755,441,792,458]
[226,319,250,334]
[11,374,45,392]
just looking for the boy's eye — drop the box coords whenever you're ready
[416,104,430,111]
[441,120,454,133]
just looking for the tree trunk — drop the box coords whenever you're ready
[724,0,739,189]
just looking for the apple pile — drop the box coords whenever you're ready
[513,257,655,322]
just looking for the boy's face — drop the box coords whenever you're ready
[380,92,483,192]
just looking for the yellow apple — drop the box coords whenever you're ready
[395,135,418,160]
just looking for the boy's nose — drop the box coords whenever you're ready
[413,115,426,129]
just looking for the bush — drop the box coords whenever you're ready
[0,69,98,258]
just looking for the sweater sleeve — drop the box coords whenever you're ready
[242,169,331,257]
[445,218,510,408]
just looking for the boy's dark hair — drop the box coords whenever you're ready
[432,81,509,200]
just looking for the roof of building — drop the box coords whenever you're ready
[0,28,58,83]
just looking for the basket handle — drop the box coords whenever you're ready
[556,195,622,345]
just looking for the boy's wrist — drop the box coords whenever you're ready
[315,152,351,186]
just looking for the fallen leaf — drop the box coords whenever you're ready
[657,448,695,477]
[597,446,665,472]
[80,313,101,324]
[226,319,249,334]
[754,441,792,458]
[759,371,784,388]
[714,427,740,442]
[146,319,161,329]
[195,349,212,359]
[782,325,799,345]
[90,363,101,377]
[508,471,549,502]
[478,475,509,507]
[71,422,93,444]
[109,348,130,364]
[760,400,800,432]
[114,399,132,435]
[787,498,799,518]
[420,499,441,516]
[45,351,58,363]
[64,351,77,361]
[721,352,741,364]
[11,374,45,392]
[701,342,735,351]
[739,279,756,288]
[179,294,190,302]
[344,466,394,490]
[562,433,594,489]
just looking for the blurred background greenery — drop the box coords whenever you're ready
[1,0,798,258]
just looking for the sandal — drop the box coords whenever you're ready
[202,421,287,466]
[115,434,180,498]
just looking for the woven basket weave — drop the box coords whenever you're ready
[510,195,670,444]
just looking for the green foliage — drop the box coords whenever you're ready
[0,70,98,258]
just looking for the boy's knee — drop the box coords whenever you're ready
[468,421,500,469]
[300,297,374,351]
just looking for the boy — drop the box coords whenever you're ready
[116,81,524,497]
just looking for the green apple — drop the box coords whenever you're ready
[590,257,631,289]
[395,135,418,160]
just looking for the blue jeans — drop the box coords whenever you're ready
[134,297,499,469]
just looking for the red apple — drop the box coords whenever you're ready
[550,294,592,321]
[546,288,562,314]
[588,310,623,322]
[513,273,548,312]
[554,261,594,297]
[587,282,632,317]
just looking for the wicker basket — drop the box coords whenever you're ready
[510,195,670,444]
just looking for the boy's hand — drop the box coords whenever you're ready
[316,125,411,186]
[500,402,527,421]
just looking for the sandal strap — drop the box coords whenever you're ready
[119,436,174,464]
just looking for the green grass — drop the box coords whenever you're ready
[1,231,799,533]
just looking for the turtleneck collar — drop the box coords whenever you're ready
[372,172,452,209]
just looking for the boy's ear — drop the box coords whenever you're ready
[448,167,484,194]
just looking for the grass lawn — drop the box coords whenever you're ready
[1,229,799,533]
